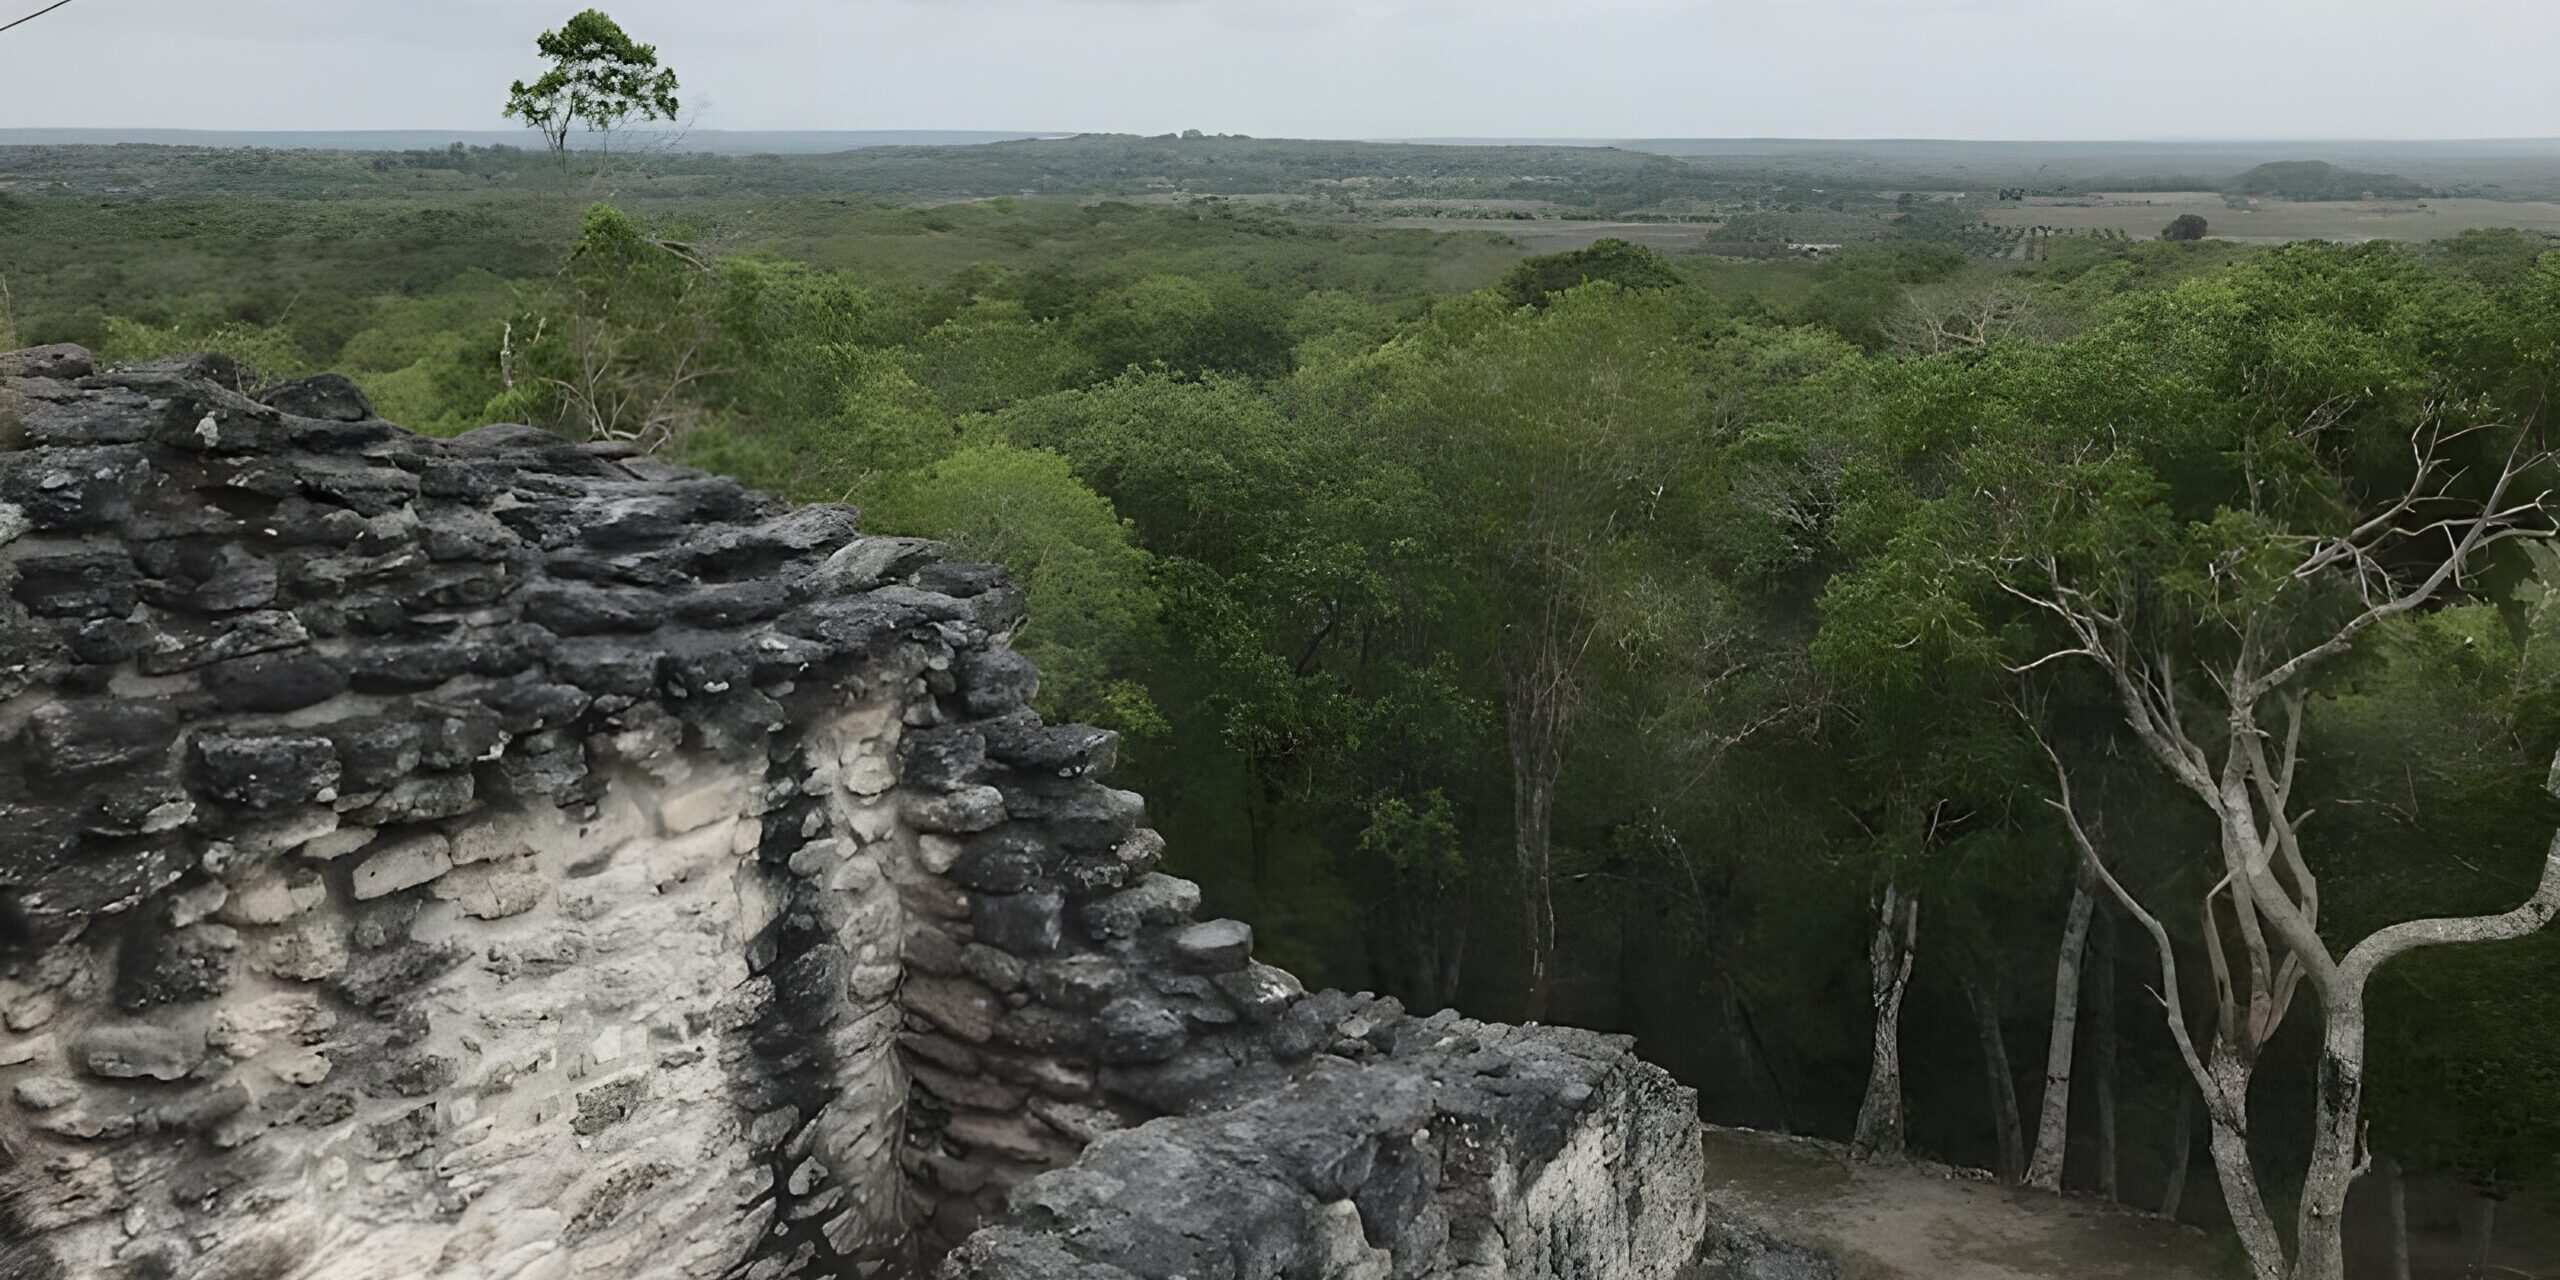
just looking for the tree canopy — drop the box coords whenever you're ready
[502,9,681,164]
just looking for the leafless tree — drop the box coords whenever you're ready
[2023,861,2097,1190]
[2013,420,2560,1280]
[1885,282,2065,357]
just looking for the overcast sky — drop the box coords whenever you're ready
[1,0,2553,140]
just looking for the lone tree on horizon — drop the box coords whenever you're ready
[504,9,681,168]
[2162,213,2210,241]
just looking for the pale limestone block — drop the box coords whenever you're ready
[842,750,897,798]
[825,853,882,896]
[269,1048,333,1087]
[847,964,901,1002]
[3,991,58,1034]
[301,824,378,861]
[834,700,899,746]
[917,835,963,876]
[354,832,454,899]
[849,801,898,843]
[658,781,737,835]
[450,822,534,867]
[0,1031,54,1067]
[167,879,229,928]
[209,992,330,1059]
[431,860,549,921]
[231,806,343,856]
[257,915,350,982]
[218,868,326,925]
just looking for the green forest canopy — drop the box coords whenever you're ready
[8,161,2560,1266]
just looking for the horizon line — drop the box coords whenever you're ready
[6,127,2560,148]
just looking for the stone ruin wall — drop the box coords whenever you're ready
[0,344,1742,1280]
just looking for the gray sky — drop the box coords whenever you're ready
[1,0,2553,140]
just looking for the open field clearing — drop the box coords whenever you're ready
[1379,215,1733,253]
[1983,191,2560,242]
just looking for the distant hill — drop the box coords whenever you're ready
[2226,159,2429,200]
[0,129,1064,156]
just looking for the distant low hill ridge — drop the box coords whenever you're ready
[2225,159,2429,200]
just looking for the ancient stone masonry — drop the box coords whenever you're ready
[0,344,1738,1280]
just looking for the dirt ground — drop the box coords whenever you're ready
[1981,192,2560,243]
[1691,1127,2244,1280]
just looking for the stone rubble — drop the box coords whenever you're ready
[1,345,1754,1280]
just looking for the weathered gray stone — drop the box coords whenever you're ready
[1079,875,1202,941]
[1169,919,1254,974]
[903,784,1008,835]
[1093,997,1188,1065]
[904,975,1002,1043]
[351,832,453,900]
[974,889,1065,957]
[76,1025,200,1081]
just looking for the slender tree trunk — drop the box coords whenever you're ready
[2463,1193,2497,1276]
[2201,1041,2288,1280]
[1510,756,1556,1021]
[1498,645,1572,1025]
[2091,909,2121,1202]
[2376,1157,2410,1280]
[2026,863,2099,1191]
[1851,883,1919,1162]
[2289,1001,2373,1280]
[1968,979,2026,1182]
[2161,1087,2193,1221]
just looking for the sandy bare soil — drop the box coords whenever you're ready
[1690,1127,2243,1280]
[1982,193,2560,243]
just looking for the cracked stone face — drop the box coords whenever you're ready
[1,348,1732,1280]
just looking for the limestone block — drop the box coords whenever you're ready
[917,835,964,876]
[208,992,330,1059]
[1213,963,1306,1025]
[217,867,327,925]
[973,890,1065,958]
[12,1076,79,1110]
[1078,875,1202,941]
[450,822,534,867]
[902,785,1007,835]
[848,800,898,843]
[75,1024,200,1081]
[430,859,550,921]
[0,1031,55,1068]
[227,805,346,857]
[658,781,737,835]
[269,1049,333,1087]
[167,879,228,928]
[1093,998,1187,1065]
[944,1110,1078,1166]
[300,823,377,861]
[353,831,454,900]
[902,975,1000,1043]
[1027,1097,1127,1145]
[909,1060,1027,1112]
[842,750,898,798]
[255,914,350,982]
[1170,919,1254,974]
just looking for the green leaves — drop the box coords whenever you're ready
[503,9,681,161]
[869,445,1165,740]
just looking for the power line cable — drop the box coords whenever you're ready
[0,0,76,36]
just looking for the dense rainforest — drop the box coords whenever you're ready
[6,169,2559,1276]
